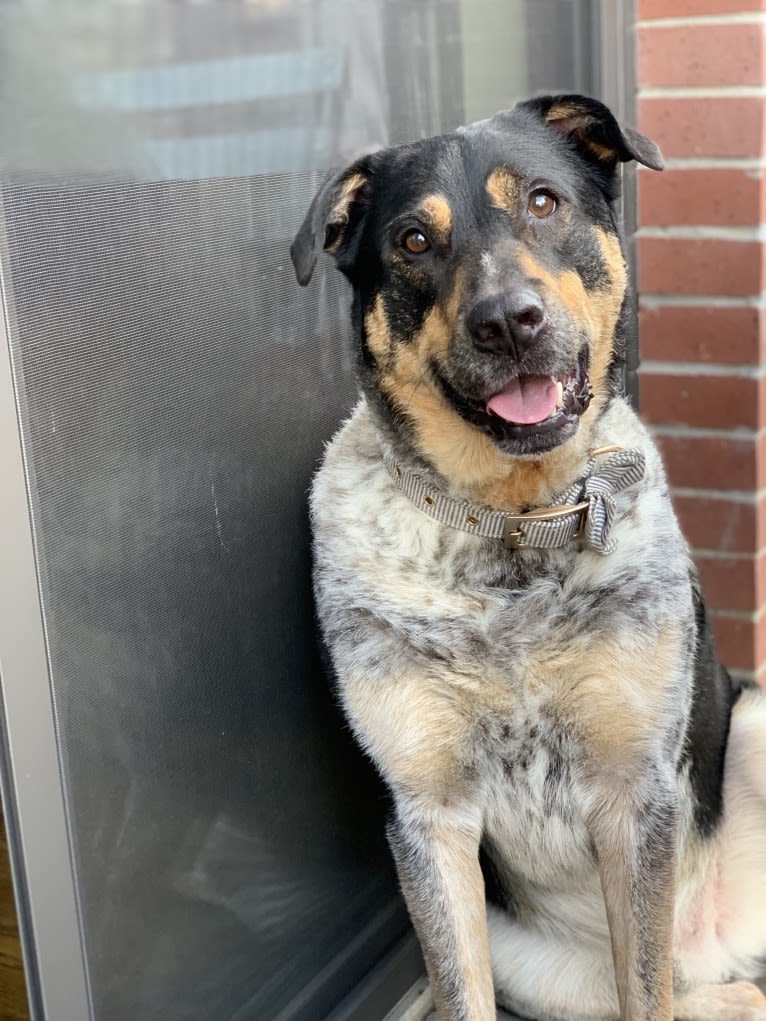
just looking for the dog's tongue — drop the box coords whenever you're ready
[487,375,558,425]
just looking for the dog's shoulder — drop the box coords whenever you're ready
[311,398,440,563]
[311,399,481,637]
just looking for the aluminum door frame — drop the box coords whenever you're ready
[599,0,641,405]
[0,195,93,1021]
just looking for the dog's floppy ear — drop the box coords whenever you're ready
[290,157,373,286]
[520,94,664,173]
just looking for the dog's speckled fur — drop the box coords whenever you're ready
[292,95,766,1021]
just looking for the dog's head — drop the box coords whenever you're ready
[292,95,662,487]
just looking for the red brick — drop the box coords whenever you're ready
[637,237,762,296]
[673,494,756,552]
[641,372,759,428]
[639,0,765,17]
[638,98,763,158]
[639,304,763,364]
[638,24,764,88]
[654,432,758,490]
[638,167,762,227]
[696,553,756,612]
[710,614,757,671]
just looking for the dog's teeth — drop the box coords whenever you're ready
[556,381,564,408]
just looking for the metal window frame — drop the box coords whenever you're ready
[0,193,93,1021]
[598,0,641,405]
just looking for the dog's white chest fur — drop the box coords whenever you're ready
[312,395,692,826]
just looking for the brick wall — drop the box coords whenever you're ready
[636,2,766,680]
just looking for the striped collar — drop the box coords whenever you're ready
[384,445,646,555]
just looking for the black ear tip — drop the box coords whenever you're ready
[623,126,665,171]
[290,237,316,286]
[643,141,665,172]
[295,268,314,287]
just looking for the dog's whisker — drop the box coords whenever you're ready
[401,367,431,418]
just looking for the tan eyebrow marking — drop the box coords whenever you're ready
[420,193,453,237]
[486,167,522,214]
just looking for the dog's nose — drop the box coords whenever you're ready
[467,291,546,358]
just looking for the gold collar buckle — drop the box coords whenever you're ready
[502,500,590,550]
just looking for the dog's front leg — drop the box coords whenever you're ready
[388,795,495,1021]
[587,769,677,1021]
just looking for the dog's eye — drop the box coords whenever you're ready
[528,190,557,219]
[402,229,431,254]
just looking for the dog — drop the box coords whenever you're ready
[290,94,766,1021]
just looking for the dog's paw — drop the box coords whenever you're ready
[675,981,766,1020]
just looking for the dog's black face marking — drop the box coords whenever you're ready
[351,121,622,460]
[292,94,662,471]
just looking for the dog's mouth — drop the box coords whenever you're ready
[486,359,591,428]
[437,352,593,454]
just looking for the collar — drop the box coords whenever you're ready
[384,445,646,555]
